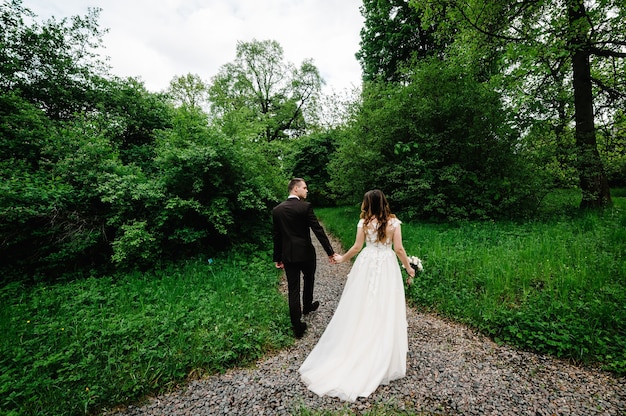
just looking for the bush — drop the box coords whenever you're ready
[1,98,283,281]
[330,57,546,221]
[283,131,341,206]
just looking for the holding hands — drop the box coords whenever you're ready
[332,253,344,263]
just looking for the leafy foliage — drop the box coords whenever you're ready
[282,131,342,206]
[331,57,544,221]
[146,109,282,261]
[356,0,447,83]
[0,0,108,120]
[208,39,323,142]
[598,110,626,187]
[166,73,209,110]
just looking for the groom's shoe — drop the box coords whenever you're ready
[303,301,320,315]
[294,322,307,339]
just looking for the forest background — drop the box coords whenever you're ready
[1,0,625,415]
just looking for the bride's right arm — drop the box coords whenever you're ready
[335,225,365,263]
[393,224,415,277]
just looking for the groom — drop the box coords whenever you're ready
[272,178,336,338]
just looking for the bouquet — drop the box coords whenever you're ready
[403,255,423,285]
[407,255,423,272]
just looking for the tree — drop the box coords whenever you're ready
[208,39,323,142]
[312,86,362,130]
[0,0,108,120]
[356,0,449,82]
[413,0,626,208]
[166,73,209,110]
[566,0,613,207]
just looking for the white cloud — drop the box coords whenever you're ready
[24,0,364,93]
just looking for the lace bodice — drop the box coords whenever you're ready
[358,217,401,249]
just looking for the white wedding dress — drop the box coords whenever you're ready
[299,218,408,401]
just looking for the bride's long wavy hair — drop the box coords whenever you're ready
[360,189,395,242]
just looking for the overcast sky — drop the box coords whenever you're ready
[24,0,365,94]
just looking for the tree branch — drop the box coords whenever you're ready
[589,46,626,59]
[455,2,525,43]
[591,76,626,101]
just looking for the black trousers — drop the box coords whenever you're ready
[284,258,316,327]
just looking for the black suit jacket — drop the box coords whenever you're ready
[272,198,334,263]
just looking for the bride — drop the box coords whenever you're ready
[299,189,416,401]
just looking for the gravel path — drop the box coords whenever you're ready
[105,231,625,415]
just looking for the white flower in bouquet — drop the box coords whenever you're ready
[408,255,423,272]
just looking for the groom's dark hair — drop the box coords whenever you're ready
[288,178,305,193]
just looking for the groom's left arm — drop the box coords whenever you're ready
[306,204,334,256]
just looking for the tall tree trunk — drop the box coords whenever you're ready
[567,0,612,208]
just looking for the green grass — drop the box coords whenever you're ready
[294,402,432,415]
[0,252,292,416]
[316,189,626,375]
